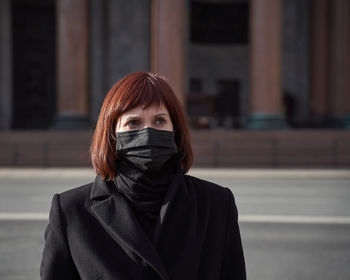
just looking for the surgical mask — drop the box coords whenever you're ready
[116,127,178,172]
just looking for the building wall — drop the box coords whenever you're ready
[189,0,311,127]
[89,0,150,123]
[0,0,343,130]
[1,130,349,167]
[0,0,349,167]
[282,0,310,125]
[189,44,250,125]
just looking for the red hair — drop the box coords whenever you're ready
[90,72,193,180]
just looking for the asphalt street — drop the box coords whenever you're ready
[0,168,349,280]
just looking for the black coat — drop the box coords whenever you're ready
[40,173,246,280]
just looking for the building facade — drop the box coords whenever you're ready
[0,0,349,167]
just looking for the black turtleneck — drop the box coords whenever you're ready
[113,155,182,241]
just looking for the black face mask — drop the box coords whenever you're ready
[116,127,178,172]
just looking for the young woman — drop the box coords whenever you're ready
[40,72,246,280]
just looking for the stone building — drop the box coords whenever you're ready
[0,0,349,167]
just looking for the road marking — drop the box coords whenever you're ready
[0,213,48,220]
[0,213,350,224]
[239,215,350,225]
[1,168,350,179]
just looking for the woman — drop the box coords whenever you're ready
[40,72,246,280]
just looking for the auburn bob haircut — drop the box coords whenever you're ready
[90,72,193,180]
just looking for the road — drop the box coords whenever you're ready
[0,168,349,280]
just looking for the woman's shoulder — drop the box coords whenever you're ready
[54,182,94,210]
[183,174,233,202]
[60,182,93,197]
[182,174,237,221]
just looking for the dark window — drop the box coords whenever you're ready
[190,2,249,44]
[190,78,202,93]
[215,80,240,128]
[11,0,56,129]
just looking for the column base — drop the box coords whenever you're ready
[344,114,350,129]
[309,115,350,128]
[246,113,289,129]
[52,113,91,130]
[326,117,347,128]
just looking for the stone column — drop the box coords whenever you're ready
[54,0,90,129]
[329,0,350,128]
[309,0,330,126]
[247,0,288,129]
[150,0,187,106]
[0,0,12,130]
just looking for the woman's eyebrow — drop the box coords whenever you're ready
[154,113,169,117]
[123,115,141,121]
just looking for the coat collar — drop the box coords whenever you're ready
[89,175,113,200]
[89,175,170,280]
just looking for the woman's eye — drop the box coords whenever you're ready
[155,118,166,125]
[126,120,139,127]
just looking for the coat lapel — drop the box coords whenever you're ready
[89,176,170,280]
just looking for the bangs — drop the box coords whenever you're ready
[116,75,166,116]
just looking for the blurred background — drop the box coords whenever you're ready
[0,0,349,279]
[0,0,349,167]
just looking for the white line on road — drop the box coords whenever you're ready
[1,168,350,179]
[1,213,350,224]
[0,213,49,220]
[239,215,350,225]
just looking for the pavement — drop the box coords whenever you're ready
[0,168,350,280]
